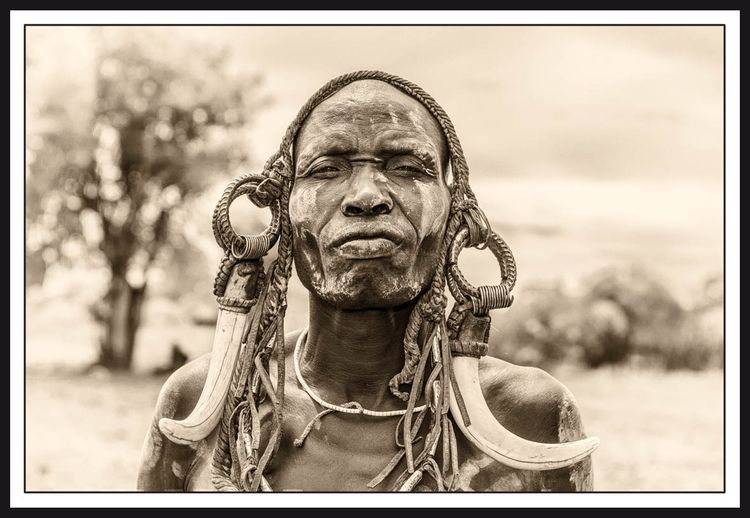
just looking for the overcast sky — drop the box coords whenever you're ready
[27,25,723,182]
[197,26,724,184]
[27,26,724,300]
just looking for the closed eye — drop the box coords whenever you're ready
[393,164,423,173]
[303,158,351,178]
[315,165,340,173]
[386,156,435,177]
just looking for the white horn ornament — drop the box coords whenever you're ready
[446,224,599,470]
[449,354,600,470]
[159,260,263,445]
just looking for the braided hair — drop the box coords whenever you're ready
[210,71,491,491]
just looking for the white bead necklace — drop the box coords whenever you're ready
[293,328,427,417]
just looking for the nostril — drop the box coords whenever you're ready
[344,205,365,216]
[341,199,392,217]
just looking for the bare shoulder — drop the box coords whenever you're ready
[136,354,211,491]
[477,356,587,444]
[151,326,304,421]
[153,354,212,420]
[466,356,594,491]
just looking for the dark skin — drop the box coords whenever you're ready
[289,80,451,310]
[137,81,593,491]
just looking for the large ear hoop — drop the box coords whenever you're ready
[447,223,517,316]
[444,206,600,470]
[212,173,282,261]
[158,173,281,445]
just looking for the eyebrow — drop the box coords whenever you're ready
[376,141,439,171]
[294,134,357,172]
[295,133,445,176]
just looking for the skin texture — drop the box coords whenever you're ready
[137,80,594,491]
[289,80,451,309]
[137,333,593,491]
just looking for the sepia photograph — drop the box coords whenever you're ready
[12,11,739,507]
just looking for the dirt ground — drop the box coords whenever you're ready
[25,365,723,492]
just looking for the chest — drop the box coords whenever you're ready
[183,404,539,491]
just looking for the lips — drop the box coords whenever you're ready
[337,237,400,259]
[330,226,405,259]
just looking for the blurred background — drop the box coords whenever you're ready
[25,26,723,491]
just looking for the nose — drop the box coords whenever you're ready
[340,166,393,217]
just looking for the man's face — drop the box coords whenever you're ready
[289,80,452,309]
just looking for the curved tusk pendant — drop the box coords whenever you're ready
[449,354,600,471]
[159,259,264,445]
[446,225,598,470]
[159,309,247,445]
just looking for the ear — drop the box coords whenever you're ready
[289,141,297,176]
[444,159,455,190]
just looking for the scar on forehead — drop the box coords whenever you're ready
[305,81,437,128]
[315,81,435,124]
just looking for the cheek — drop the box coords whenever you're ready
[405,181,450,243]
[288,183,319,234]
[289,184,326,287]
[289,181,341,240]
[289,181,343,276]
[289,184,324,268]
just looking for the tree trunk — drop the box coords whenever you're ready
[97,270,147,371]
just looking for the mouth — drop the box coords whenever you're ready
[331,228,404,260]
[338,237,400,259]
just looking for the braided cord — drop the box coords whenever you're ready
[210,70,499,492]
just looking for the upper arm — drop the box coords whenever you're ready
[479,358,594,491]
[554,385,594,491]
[136,355,210,491]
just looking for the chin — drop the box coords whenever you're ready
[319,284,423,310]
[303,268,427,310]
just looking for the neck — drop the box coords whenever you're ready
[299,294,415,409]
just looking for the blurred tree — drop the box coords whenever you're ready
[582,265,684,367]
[26,29,266,370]
[488,265,699,370]
[574,299,630,368]
[487,283,574,369]
[585,265,683,325]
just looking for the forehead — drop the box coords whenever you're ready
[293,80,447,162]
